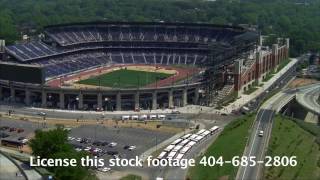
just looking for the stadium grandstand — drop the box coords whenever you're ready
[0,22,289,111]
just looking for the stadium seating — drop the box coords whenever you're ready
[38,50,206,78]
[6,42,61,61]
[45,25,241,46]
[5,23,247,79]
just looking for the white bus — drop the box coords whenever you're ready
[196,129,206,135]
[139,114,148,120]
[185,141,196,148]
[172,145,183,152]
[164,145,175,152]
[149,114,157,120]
[210,126,220,133]
[157,151,167,159]
[181,133,192,139]
[194,135,204,142]
[201,130,211,137]
[175,153,185,160]
[121,115,130,120]
[189,134,199,141]
[180,146,191,154]
[179,139,190,146]
[171,138,183,145]
[131,115,139,120]
[167,151,177,159]
[158,114,166,120]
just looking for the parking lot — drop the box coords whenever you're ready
[0,118,39,144]
[68,124,174,170]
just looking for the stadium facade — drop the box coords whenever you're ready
[0,22,289,111]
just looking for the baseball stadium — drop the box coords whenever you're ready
[0,22,289,111]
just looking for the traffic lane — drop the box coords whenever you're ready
[297,85,320,114]
[255,110,275,179]
[0,153,26,180]
[238,109,274,180]
[244,109,274,180]
[1,104,188,121]
[306,86,320,109]
[239,112,264,180]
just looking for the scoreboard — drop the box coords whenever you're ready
[0,62,45,84]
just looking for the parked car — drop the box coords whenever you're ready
[128,146,136,151]
[9,127,16,132]
[68,136,75,141]
[18,137,25,141]
[0,132,9,138]
[17,128,24,133]
[21,138,29,144]
[0,126,10,130]
[107,151,118,155]
[98,167,111,172]
[109,142,117,147]
[75,148,82,152]
[101,141,109,146]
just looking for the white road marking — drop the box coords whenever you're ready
[240,109,266,180]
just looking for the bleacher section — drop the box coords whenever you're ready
[4,22,255,79]
[5,42,61,61]
[40,51,206,78]
[44,24,241,46]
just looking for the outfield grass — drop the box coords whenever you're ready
[264,115,320,180]
[78,69,171,88]
[187,113,256,180]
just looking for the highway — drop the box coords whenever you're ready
[296,83,320,115]
[236,82,320,180]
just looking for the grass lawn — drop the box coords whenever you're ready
[244,87,258,95]
[263,72,275,82]
[77,69,171,88]
[187,113,256,180]
[120,174,142,180]
[264,115,320,180]
[276,58,291,73]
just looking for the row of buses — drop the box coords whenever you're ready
[157,126,220,160]
[121,114,166,120]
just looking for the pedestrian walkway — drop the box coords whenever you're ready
[0,153,25,180]
[0,147,42,180]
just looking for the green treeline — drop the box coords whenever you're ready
[0,0,319,56]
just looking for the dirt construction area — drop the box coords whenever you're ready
[288,78,319,88]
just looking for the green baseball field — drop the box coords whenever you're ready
[77,69,172,88]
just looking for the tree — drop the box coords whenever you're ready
[29,125,71,158]
[29,125,96,180]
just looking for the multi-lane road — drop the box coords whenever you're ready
[237,82,320,180]
[296,83,320,115]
